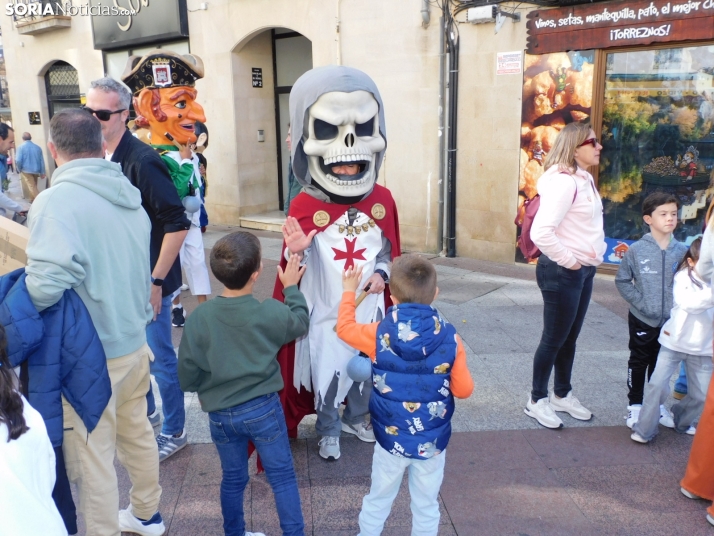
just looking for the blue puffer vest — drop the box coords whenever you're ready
[371,303,457,460]
[1,269,110,447]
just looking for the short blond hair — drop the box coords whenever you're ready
[543,122,592,173]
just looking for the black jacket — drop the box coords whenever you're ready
[111,130,190,296]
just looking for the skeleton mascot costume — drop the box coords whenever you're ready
[273,66,401,462]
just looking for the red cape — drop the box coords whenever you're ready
[273,184,401,437]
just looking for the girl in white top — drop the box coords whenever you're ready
[632,237,714,443]
[0,334,68,536]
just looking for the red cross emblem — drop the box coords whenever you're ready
[332,238,366,270]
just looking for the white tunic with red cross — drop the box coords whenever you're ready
[293,208,386,408]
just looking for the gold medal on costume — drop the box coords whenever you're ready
[371,203,386,220]
[313,210,330,227]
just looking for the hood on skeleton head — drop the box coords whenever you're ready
[290,65,387,204]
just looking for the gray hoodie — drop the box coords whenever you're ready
[615,233,688,327]
[25,158,153,358]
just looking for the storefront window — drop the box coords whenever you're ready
[600,45,714,264]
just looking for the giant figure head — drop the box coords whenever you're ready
[290,66,387,204]
[122,50,207,146]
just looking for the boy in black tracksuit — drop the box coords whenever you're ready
[615,192,687,428]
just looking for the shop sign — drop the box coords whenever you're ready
[526,0,714,54]
[90,0,188,50]
[28,112,40,125]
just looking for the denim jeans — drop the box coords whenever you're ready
[675,362,688,394]
[632,347,713,441]
[209,393,304,536]
[146,294,185,435]
[532,255,596,402]
[358,443,445,536]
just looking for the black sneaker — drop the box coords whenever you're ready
[171,307,185,327]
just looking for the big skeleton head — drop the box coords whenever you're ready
[291,66,387,204]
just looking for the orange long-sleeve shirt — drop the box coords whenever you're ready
[336,291,474,399]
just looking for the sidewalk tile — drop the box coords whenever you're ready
[310,476,370,531]
[306,437,375,480]
[444,430,544,474]
[450,513,598,536]
[522,426,658,469]
[441,466,585,522]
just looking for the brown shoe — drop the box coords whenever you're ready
[673,391,686,400]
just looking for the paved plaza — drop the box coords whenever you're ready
[63,224,710,535]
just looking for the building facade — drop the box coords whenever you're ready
[2,0,712,264]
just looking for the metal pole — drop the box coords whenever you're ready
[437,15,446,254]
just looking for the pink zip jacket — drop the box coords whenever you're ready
[531,165,606,269]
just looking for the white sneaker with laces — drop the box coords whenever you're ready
[659,405,675,428]
[549,391,592,421]
[524,397,563,429]
[630,431,648,444]
[318,436,340,460]
[341,420,376,442]
[118,506,166,536]
[626,404,641,429]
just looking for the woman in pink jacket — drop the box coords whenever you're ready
[525,122,606,429]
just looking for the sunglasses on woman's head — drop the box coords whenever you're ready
[578,137,599,148]
[81,106,126,121]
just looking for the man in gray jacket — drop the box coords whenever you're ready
[25,109,165,536]
[615,191,688,429]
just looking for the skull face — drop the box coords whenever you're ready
[303,90,386,198]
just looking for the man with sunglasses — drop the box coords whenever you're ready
[85,79,191,474]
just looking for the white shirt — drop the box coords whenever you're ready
[0,395,68,535]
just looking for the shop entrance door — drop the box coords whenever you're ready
[272,29,313,211]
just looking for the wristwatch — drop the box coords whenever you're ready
[151,277,164,287]
[374,269,389,283]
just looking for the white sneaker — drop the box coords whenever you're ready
[549,391,592,421]
[341,420,376,442]
[318,436,340,460]
[245,532,266,536]
[659,405,675,428]
[630,431,648,444]
[686,425,696,436]
[681,487,702,500]
[118,506,166,536]
[180,283,189,291]
[626,405,641,429]
[525,397,563,429]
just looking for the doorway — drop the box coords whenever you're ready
[272,29,312,210]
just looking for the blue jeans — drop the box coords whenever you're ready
[209,393,304,536]
[532,255,596,401]
[633,347,713,440]
[675,362,688,394]
[146,294,185,435]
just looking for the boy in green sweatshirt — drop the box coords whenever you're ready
[178,231,309,536]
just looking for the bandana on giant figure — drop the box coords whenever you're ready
[273,65,401,438]
[121,51,206,212]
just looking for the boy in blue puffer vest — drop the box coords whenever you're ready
[336,254,474,536]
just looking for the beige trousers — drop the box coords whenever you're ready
[20,172,40,201]
[62,343,162,536]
